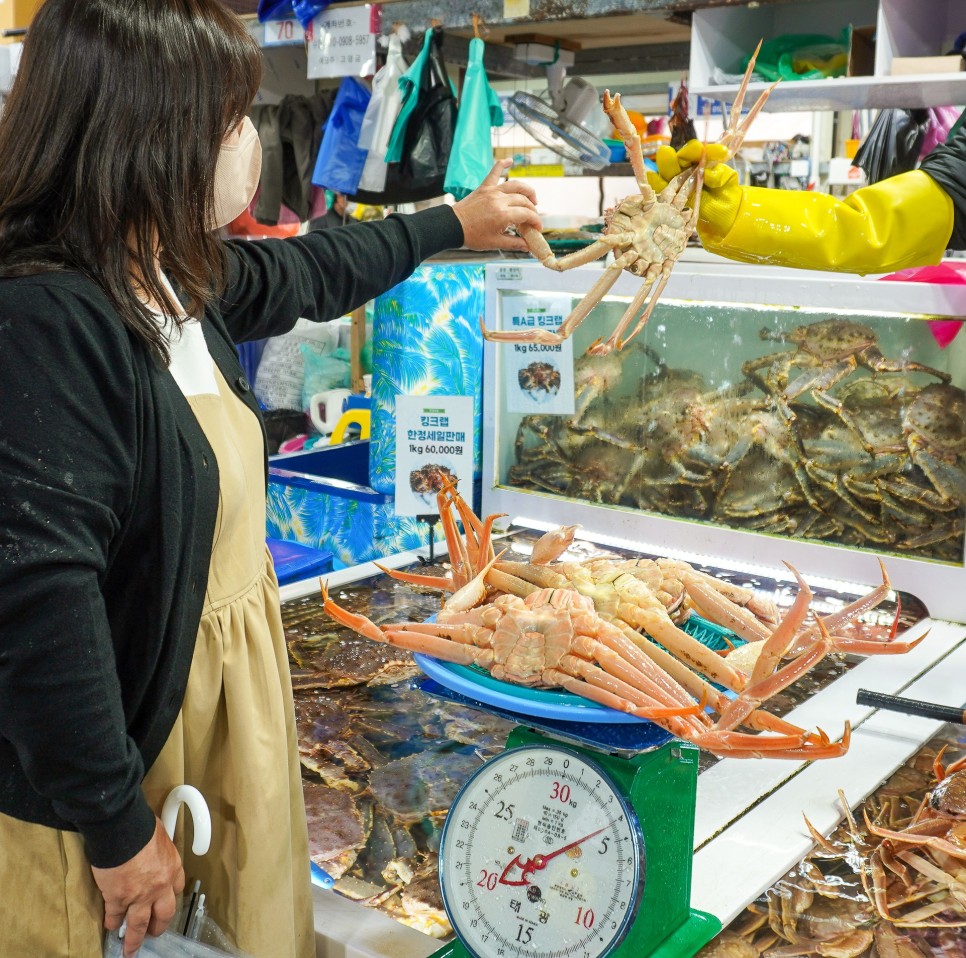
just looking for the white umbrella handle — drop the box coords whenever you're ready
[161,784,211,856]
[116,785,212,942]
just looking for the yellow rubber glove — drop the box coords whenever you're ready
[647,142,740,236]
[647,139,955,275]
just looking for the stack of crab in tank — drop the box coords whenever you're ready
[696,735,966,958]
[274,45,966,953]
[479,53,966,566]
[504,317,965,563]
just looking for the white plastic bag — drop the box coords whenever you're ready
[103,910,254,958]
[252,318,339,411]
[357,34,407,193]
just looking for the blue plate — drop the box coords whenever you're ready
[414,653,646,724]
[413,612,742,723]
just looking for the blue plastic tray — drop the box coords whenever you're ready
[414,613,742,724]
[267,537,334,586]
[414,653,645,723]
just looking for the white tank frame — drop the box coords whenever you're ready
[482,261,966,624]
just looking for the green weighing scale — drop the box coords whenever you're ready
[415,650,723,958]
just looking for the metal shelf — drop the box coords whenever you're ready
[693,72,966,113]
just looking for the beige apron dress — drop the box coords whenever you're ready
[0,364,315,958]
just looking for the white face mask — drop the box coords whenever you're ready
[210,116,262,229]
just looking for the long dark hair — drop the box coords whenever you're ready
[0,0,261,360]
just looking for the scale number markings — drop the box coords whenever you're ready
[439,744,643,958]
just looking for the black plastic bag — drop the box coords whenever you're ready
[852,108,930,184]
[353,28,457,204]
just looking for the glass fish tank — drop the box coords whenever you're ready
[282,527,926,938]
[486,265,966,574]
[697,725,966,956]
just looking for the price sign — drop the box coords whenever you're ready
[394,396,475,517]
[262,17,302,47]
[306,4,376,79]
[502,294,576,415]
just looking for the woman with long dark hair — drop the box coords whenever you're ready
[0,2,540,956]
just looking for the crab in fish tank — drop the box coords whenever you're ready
[741,319,950,431]
[296,679,515,939]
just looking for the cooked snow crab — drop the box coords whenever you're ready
[321,483,920,760]
[323,581,847,760]
[483,44,776,356]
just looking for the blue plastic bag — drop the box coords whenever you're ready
[444,37,503,200]
[257,0,331,31]
[311,77,371,195]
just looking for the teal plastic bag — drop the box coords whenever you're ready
[385,28,457,165]
[745,26,851,82]
[444,37,504,200]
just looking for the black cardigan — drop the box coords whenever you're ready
[0,207,464,867]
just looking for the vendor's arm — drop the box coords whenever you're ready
[650,136,958,274]
[220,160,541,342]
[0,285,156,867]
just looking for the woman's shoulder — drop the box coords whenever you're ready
[0,268,116,308]
[0,270,130,337]
[0,270,138,375]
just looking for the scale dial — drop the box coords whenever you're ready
[439,744,644,958]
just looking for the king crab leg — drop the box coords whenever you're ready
[719,41,780,156]
[604,609,828,743]
[481,247,639,346]
[530,524,579,565]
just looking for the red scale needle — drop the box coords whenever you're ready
[498,825,611,887]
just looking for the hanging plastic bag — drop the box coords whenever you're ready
[384,28,438,165]
[257,0,331,31]
[746,27,851,82]
[852,108,930,184]
[444,37,504,200]
[354,27,457,203]
[389,26,457,187]
[311,77,371,196]
[357,34,408,194]
[919,105,961,158]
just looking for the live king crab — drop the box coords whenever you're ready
[483,44,777,355]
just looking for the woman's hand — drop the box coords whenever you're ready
[452,160,542,251]
[91,817,185,958]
